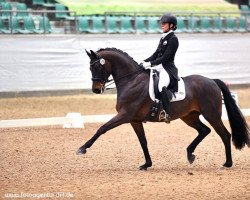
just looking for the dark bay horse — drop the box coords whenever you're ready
[77,48,250,170]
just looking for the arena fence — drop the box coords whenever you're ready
[103,11,250,34]
[0,92,249,129]
[0,113,116,128]
[0,10,250,34]
[0,10,78,34]
[0,109,249,129]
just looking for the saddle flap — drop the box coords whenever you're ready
[149,69,186,102]
[170,78,185,102]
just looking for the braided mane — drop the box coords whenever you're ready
[97,48,139,65]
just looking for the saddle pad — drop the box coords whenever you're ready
[149,69,186,102]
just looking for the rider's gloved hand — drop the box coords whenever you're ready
[142,61,151,69]
[139,61,145,65]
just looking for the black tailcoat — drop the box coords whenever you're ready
[144,32,179,91]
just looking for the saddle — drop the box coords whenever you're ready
[149,69,186,102]
[147,69,186,121]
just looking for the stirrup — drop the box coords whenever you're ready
[159,110,171,123]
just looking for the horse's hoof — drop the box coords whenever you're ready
[223,161,232,168]
[76,147,87,155]
[188,154,195,164]
[139,162,152,171]
[139,165,148,171]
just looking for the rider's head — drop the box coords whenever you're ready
[160,14,177,33]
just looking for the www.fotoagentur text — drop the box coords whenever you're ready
[4,192,74,199]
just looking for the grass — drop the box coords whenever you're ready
[56,0,239,15]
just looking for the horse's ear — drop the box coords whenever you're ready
[90,50,98,59]
[85,49,91,58]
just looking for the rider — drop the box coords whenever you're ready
[141,14,179,123]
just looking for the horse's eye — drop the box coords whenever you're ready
[95,64,102,70]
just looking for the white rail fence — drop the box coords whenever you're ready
[0,108,249,129]
[0,113,116,129]
[0,92,249,128]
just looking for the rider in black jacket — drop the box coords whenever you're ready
[142,14,179,123]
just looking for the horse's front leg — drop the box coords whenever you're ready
[131,122,152,170]
[76,111,130,155]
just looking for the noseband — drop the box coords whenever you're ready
[90,57,109,83]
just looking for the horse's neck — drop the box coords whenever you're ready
[105,53,138,81]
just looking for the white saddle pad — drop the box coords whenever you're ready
[149,69,186,102]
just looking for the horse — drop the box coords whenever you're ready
[77,48,250,170]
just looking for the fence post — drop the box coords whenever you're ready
[245,15,248,31]
[104,13,107,33]
[74,12,78,34]
[134,12,137,34]
[218,13,222,32]
[43,12,46,35]
[191,13,194,33]
[10,11,13,34]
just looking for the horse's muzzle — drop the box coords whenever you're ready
[92,82,104,94]
[92,88,103,94]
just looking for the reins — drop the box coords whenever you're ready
[105,67,143,90]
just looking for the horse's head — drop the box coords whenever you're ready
[86,50,111,94]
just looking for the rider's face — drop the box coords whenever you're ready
[161,22,172,33]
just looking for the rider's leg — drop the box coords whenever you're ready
[160,86,172,121]
[158,69,171,122]
[158,67,170,92]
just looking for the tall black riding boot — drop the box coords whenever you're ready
[159,86,172,123]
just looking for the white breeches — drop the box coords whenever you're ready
[152,64,170,92]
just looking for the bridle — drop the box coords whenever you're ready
[90,56,143,90]
[90,57,110,84]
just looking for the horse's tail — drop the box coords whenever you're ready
[213,79,250,149]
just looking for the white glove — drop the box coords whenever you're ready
[139,61,145,66]
[142,62,151,69]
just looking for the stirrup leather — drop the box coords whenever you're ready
[159,110,171,123]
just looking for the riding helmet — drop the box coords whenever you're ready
[160,14,177,27]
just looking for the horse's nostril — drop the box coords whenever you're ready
[93,88,101,94]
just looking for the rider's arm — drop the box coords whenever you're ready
[150,37,178,66]
[144,40,162,62]
[144,50,158,62]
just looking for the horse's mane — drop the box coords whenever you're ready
[97,48,139,65]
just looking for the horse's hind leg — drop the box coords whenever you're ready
[181,111,211,164]
[205,118,232,167]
